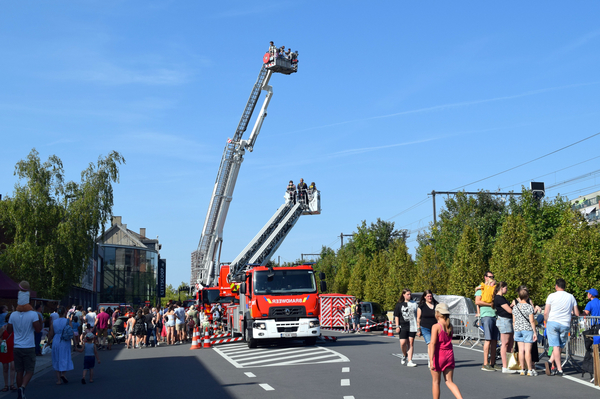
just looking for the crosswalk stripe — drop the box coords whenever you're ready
[213,344,349,369]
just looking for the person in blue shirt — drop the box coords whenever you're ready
[584,288,600,317]
[0,306,8,329]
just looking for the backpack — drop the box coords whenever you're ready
[60,323,74,342]
[478,283,496,303]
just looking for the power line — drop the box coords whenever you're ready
[386,197,430,221]
[450,131,600,191]
[500,155,600,191]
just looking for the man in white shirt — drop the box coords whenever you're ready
[8,303,42,399]
[85,307,97,329]
[544,278,579,376]
[174,303,186,344]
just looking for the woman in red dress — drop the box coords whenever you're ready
[0,313,17,392]
[429,303,463,399]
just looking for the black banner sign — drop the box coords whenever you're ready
[158,258,166,297]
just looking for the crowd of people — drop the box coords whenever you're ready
[286,178,317,205]
[0,286,224,398]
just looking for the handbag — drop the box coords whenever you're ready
[507,351,520,370]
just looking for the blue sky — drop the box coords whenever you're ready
[1,2,600,288]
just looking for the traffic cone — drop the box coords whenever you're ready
[203,328,212,348]
[383,321,388,335]
[190,327,201,350]
[365,320,371,333]
[388,322,394,337]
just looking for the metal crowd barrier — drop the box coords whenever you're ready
[451,313,600,372]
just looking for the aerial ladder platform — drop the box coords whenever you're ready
[192,48,299,289]
[227,189,321,283]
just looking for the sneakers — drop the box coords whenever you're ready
[556,370,564,377]
[545,361,552,376]
[520,370,526,376]
[18,387,25,399]
[400,355,406,365]
[502,367,516,374]
[406,361,417,367]
[481,364,495,372]
[492,364,502,370]
[527,370,538,377]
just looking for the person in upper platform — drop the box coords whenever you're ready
[290,50,298,63]
[278,46,285,57]
[269,41,276,56]
[308,182,317,194]
[287,180,297,203]
[285,49,291,60]
[297,178,308,204]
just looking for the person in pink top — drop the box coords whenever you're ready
[94,308,110,350]
[429,303,463,399]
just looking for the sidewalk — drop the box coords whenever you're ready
[0,349,83,396]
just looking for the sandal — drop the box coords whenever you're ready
[10,385,17,391]
[1,386,8,392]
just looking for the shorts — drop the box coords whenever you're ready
[97,328,107,337]
[353,315,360,325]
[399,328,417,340]
[546,321,570,348]
[83,356,95,370]
[13,348,36,374]
[496,316,513,334]
[107,335,114,344]
[176,323,185,331]
[420,327,432,344]
[344,316,350,323]
[514,329,535,343]
[481,317,500,341]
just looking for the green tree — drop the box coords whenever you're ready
[161,284,179,307]
[0,149,125,299]
[347,253,368,299]
[448,225,486,297]
[364,249,388,305]
[385,239,414,310]
[541,210,600,305]
[414,235,447,294]
[489,213,542,303]
[352,219,402,259]
[331,252,351,294]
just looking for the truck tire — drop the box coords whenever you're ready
[305,337,317,346]
[243,318,257,349]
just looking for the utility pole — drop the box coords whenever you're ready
[430,190,524,225]
[301,253,321,261]
[340,233,354,248]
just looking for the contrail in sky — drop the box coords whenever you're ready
[281,81,600,135]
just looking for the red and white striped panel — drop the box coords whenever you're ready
[211,337,244,345]
[320,295,354,328]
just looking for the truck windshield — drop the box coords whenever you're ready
[202,289,221,304]
[253,269,317,295]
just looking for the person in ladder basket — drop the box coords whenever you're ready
[297,178,308,205]
[287,180,296,204]
[269,41,276,57]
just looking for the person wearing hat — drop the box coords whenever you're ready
[76,333,100,384]
[583,288,600,317]
[429,303,463,399]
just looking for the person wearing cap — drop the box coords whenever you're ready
[75,332,100,384]
[429,303,463,399]
[583,288,600,318]
[544,278,579,376]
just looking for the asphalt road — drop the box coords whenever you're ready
[2,331,598,399]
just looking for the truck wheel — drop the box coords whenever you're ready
[305,337,317,346]
[243,319,257,348]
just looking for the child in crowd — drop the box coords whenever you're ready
[81,323,94,346]
[429,303,463,399]
[71,316,80,349]
[16,281,33,312]
[76,333,100,384]
[106,328,114,350]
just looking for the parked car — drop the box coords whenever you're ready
[359,301,387,330]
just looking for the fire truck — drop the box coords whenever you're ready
[191,48,323,347]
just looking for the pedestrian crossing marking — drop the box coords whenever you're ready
[213,343,349,368]
[392,353,428,360]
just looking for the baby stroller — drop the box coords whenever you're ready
[112,319,127,345]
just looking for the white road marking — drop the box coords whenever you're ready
[342,367,350,372]
[341,379,350,386]
[343,397,356,399]
[259,383,274,391]
[213,344,349,368]
[563,375,600,391]
[244,372,256,378]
